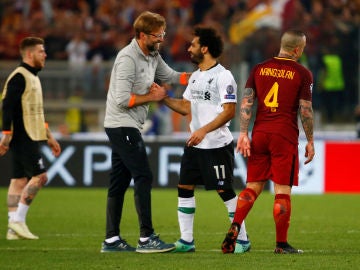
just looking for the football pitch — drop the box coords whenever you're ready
[0,188,359,270]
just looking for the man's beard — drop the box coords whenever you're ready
[33,58,44,69]
[190,52,204,65]
[147,43,160,52]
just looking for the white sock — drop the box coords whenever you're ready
[8,211,16,223]
[13,203,29,222]
[224,196,248,242]
[178,196,195,243]
[238,221,248,242]
[139,236,149,242]
[105,236,120,244]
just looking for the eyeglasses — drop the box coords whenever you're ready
[146,32,166,39]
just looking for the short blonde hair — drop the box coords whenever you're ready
[280,30,305,52]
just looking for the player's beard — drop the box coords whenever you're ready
[147,42,160,52]
[190,50,204,65]
[33,57,45,69]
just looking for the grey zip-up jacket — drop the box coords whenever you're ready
[104,38,182,130]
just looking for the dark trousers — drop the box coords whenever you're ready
[105,127,154,238]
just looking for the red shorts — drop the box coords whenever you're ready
[247,132,299,186]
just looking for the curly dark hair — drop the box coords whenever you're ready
[193,26,223,58]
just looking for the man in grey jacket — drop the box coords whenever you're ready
[101,11,189,253]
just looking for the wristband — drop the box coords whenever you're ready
[179,72,188,85]
[128,94,136,108]
[2,130,12,135]
[45,122,49,129]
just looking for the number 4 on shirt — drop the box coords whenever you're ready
[264,82,279,112]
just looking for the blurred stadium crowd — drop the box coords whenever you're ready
[0,0,359,133]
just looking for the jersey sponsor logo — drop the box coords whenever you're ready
[191,90,205,100]
[259,67,295,80]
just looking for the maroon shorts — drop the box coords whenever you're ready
[247,132,299,186]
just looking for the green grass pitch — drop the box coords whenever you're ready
[0,188,359,270]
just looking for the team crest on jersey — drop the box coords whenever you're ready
[204,91,211,100]
[224,85,236,99]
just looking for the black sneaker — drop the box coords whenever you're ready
[136,233,175,253]
[221,223,240,254]
[274,242,303,254]
[101,239,135,253]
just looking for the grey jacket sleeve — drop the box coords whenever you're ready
[155,55,182,84]
[112,54,136,108]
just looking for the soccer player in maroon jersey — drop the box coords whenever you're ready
[221,30,315,254]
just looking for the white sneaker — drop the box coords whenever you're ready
[8,222,39,240]
[6,229,21,240]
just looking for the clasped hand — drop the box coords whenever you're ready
[149,83,167,101]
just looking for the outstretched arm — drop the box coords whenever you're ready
[128,83,168,108]
[163,96,191,116]
[236,87,255,157]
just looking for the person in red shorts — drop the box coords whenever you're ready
[221,29,315,254]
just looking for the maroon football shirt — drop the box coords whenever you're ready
[245,57,313,144]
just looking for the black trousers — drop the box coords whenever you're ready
[105,127,154,238]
